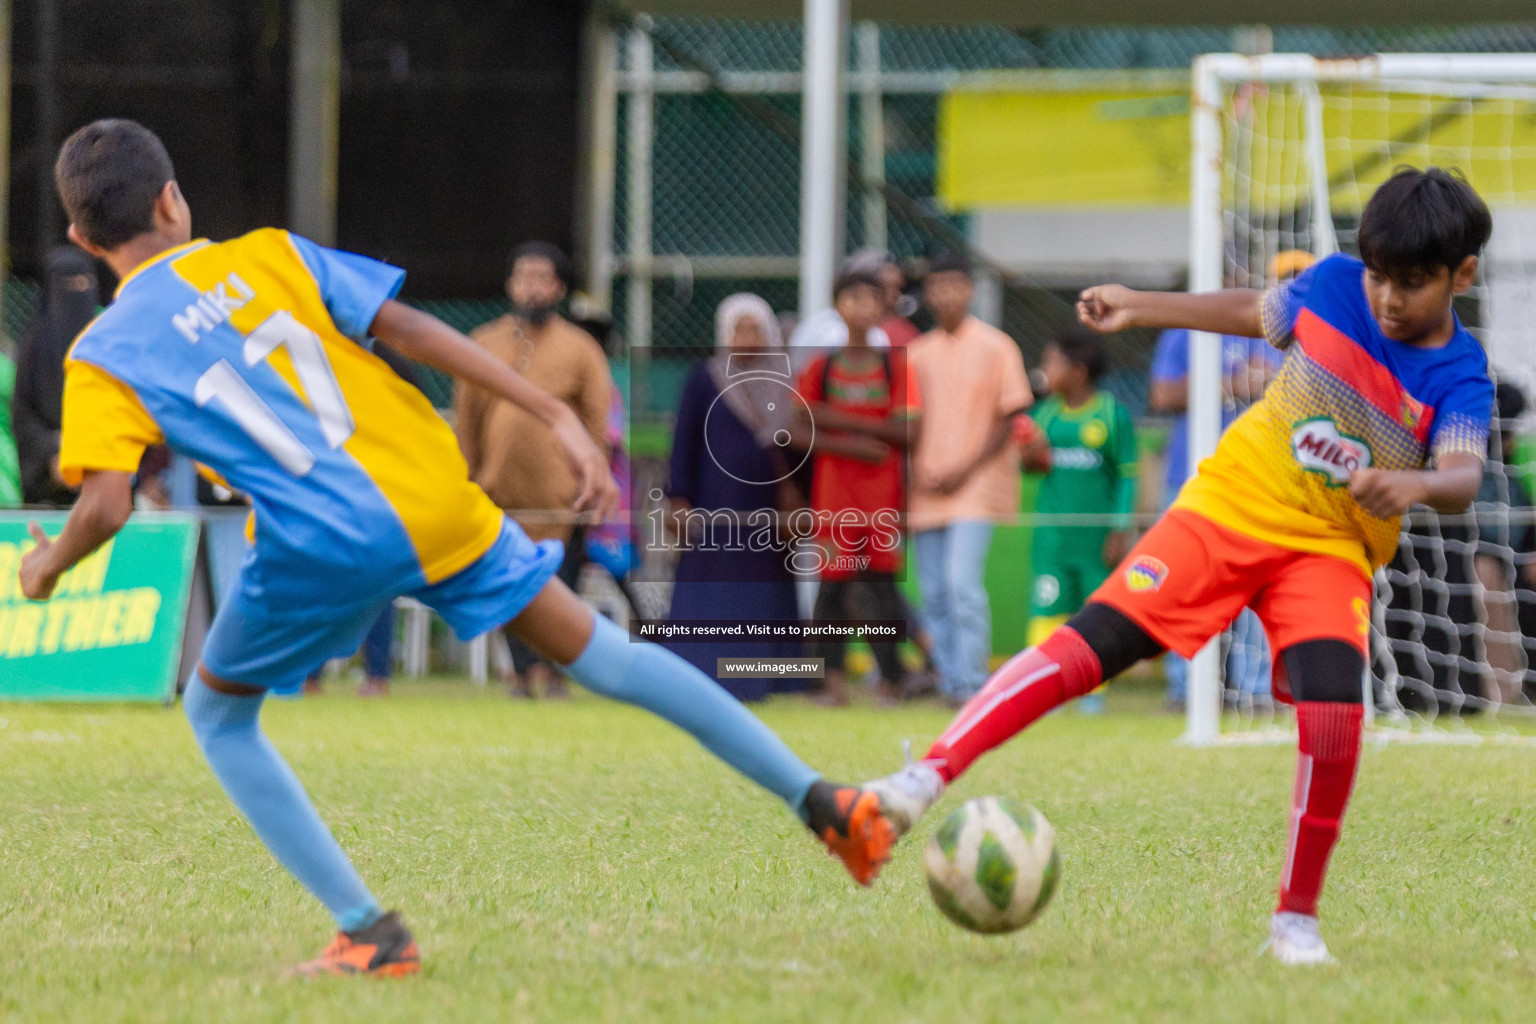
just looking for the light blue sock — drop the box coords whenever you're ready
[183,675,383,932]
[563,616,821,820]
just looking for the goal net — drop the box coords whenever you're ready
[1187,53,1536,744]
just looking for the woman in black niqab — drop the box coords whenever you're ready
[12,245,99,505]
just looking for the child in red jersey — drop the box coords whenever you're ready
[794,267,922,706]
[867,168,1494,966]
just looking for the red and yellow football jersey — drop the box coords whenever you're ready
[1174,254,1492,575]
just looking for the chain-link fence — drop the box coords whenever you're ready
[602,16,1536,424]
[0,279,40,359]
[589,17,1536,667]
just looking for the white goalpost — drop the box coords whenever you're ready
[1185,53,1536,746]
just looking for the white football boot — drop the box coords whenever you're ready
[1262,912,1336,966]
[862,742,947,839]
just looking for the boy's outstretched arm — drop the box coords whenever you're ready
[19,470,134,600]
[370,299,618,521]
[1078,284,1264,339]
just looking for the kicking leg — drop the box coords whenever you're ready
[869,509,1270,833]
[933,603,1161,781]
[184,668,419,976]
[867,603,1163,835]
[1267,639,1364,966]
[509,579,895,885]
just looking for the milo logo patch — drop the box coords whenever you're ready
[1291,418,1371,486]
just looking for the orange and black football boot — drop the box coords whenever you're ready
[289,910,421,978]
[804,780,896,886]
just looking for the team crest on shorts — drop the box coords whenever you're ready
[1125,555,1169,593]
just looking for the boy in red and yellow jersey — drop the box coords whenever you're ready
[867,168,1494,966]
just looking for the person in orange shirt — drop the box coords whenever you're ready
[906,251,1033,703]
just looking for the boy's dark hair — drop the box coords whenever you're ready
[833,266,882,299]
[55,119,176,250]
[508,240,574,287]
[926,249,972,279]
[1050,328,1109,383]
[1357,167,1492,281]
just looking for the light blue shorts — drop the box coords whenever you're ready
[201,519,563,693]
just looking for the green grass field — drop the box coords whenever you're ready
[3,680,1535,1023]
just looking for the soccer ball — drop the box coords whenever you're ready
[924,797,1059,934]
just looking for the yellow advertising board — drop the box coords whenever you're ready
[939,87,1190,208]
[939,77,1536,212]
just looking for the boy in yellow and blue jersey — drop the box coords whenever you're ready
[17,119,895,976]
[868,168,1494,966]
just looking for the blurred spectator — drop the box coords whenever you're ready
[456,241,610,699]
[876,255,921,348]
[1148,250,1311,712]
[1472,382,1535,705]
[12,246,98,506]
[908,251,1032,703]
[872,254,939,687]
[1021,329,1138,713]
[788,250,893,359]
[0,348,19,506]
[664,293,804,702]
[792,267,926,706]
[571,306,647,617]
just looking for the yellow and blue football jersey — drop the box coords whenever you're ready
[60,229,512,611]
[1175,253,1493,575]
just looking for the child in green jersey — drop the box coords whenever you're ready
[1020,330,1138,709]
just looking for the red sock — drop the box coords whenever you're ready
[925,628,1102,783]
[1278,701,1363,917]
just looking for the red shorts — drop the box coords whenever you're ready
[1090,509,1371,700]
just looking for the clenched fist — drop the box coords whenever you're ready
[1348,468,1428,519]
[1076,285,1140,334]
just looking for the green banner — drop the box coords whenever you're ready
[0,513,200,702]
